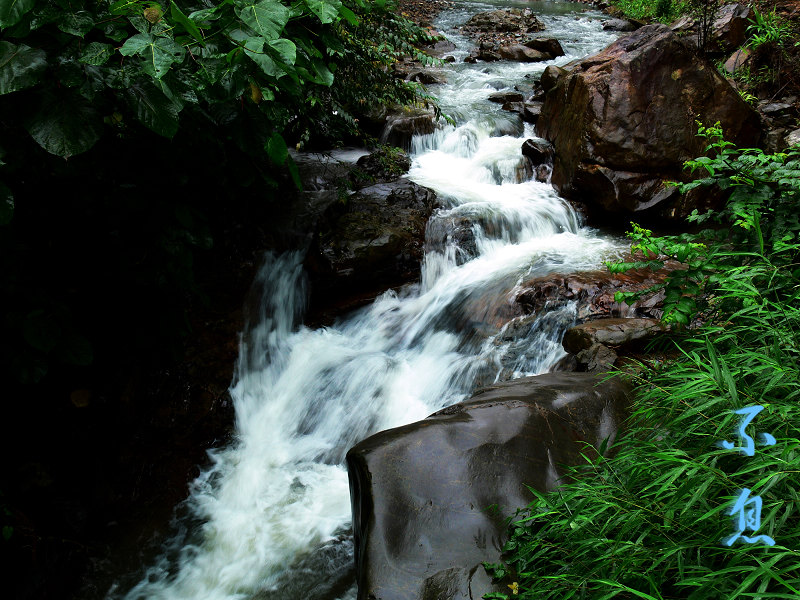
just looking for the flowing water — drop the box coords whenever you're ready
[115,3,626,600]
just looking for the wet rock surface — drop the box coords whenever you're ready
[347,372,631,600]
[562,317,667,372]
[305,178,439,318]
[537,24,761,219]
[512,264,680,323]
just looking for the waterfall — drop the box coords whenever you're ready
[113,3,624,600]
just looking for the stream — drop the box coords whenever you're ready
[114,2,626,599]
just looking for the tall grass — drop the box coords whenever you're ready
[484,137,800,598]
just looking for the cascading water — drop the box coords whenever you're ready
[114,3,626,600]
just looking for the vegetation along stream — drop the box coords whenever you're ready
[105,3,629,599]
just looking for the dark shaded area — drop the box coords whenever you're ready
[0,114,304,600]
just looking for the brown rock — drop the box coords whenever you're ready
[498,43,550,62]
[539,65,566,93]
[462,8,545,35]
[523,37,565,57]
[521,138,554,165]
[305,180,438,313]
[723,47,751,74]
[347,372,630,600]
[536,25,760,216]
[562,317,665,354]
[488,90,524,103]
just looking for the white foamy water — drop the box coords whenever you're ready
[114,3,624,600]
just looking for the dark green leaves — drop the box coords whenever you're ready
[120,33,186,79]
[0,0,36,28]
[127,80,180,137]
[266,132,287,164]
[0,41,46,96]
[234,0,290,40]
[304,0,342,24]
[57,11,95,37]
[79,42,114,66]
[170,1,204,43]
[26,93,102,157]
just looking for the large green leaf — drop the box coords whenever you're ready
[57,11,95,37]
[0,181,13,225]
[266,131,287,165]
[127,80,180,137]
[79,42,114,66]
[0,0,35,28]
[26,93,102,157]
[243,36,282,78]
[267,38,296,65]
[304,0,342,24]
[120,33,186,79]
[234,0,289,40]
[0,41,46,96]
[170,1,204,43]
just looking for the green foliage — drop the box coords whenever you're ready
[609,0,686,23]
[0,0,441,386]
[747,8,793,50]
[486,126,800,599]
[609,123,800,326]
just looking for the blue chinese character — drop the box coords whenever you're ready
[723,488,775,546]
[720,405,776,457]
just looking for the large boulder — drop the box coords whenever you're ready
[536,24,761,217]
[381,108,439,151]
[347,372,631,600]
[462,9,545,35]
[305,179,438,316]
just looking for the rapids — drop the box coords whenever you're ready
[113,2,625,599]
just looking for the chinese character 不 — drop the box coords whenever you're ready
[723,488,775,547]
[720,405,776,457]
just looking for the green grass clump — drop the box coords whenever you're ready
[610,0,688,23]
[484,132,800,598]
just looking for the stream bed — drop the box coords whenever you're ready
[113,2,626,599]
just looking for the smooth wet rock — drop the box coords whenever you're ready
[603,18,639,32]
[521,138,554,165]
[536,25,760,217]
[523,37,565,57]
[488,91,524,103]
[381,108,439,150]
[498,44,550,62]
[347,372,631,600]
[562,317,665,354]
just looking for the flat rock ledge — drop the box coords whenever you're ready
[347,372,631,600]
